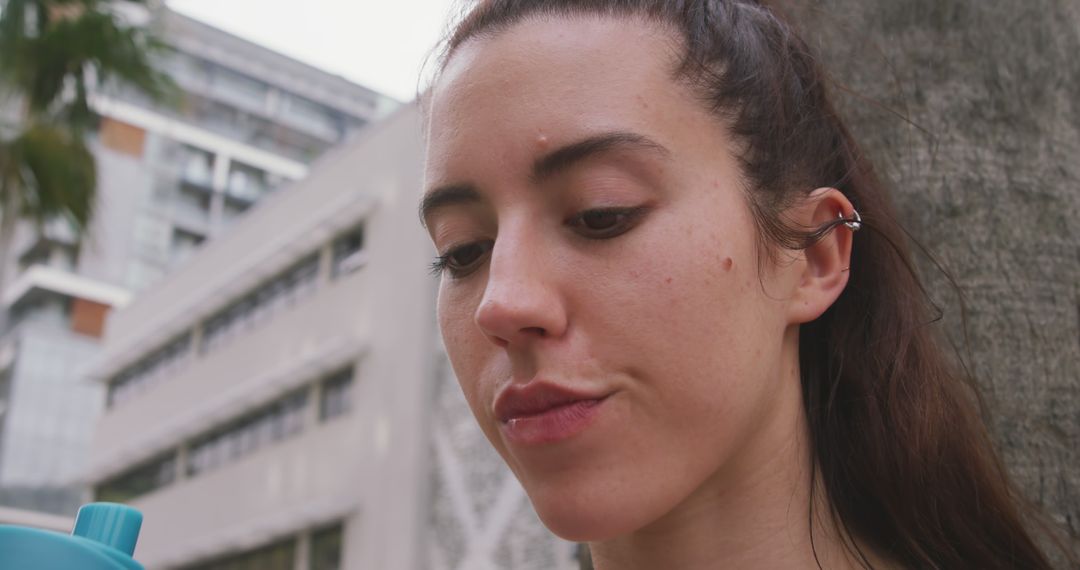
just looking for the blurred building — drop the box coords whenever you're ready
[0,6,396,521]
[83,105,577,570]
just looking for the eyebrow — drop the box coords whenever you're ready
[420,131,669,226]
[531,131,670,182]
[419,183,481,228]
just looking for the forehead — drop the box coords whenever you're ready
[425,16,692,179]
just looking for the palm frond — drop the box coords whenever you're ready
[4,122,97,236]
[0,0,176,128]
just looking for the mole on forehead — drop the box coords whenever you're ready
[535,133,550,150]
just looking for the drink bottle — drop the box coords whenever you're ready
[0,502,144,569]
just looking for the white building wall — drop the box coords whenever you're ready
[79,138,154,288]
[335,110,435,570]
[130,416,368,568]
[88,106,435,569]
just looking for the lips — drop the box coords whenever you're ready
[493,381,610,445]
[494,382,605,422]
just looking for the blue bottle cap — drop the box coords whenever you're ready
[72,502,144,556]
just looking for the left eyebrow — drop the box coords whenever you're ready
[531,131,671,183]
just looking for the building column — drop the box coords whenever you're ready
[317,242,334,286]
[208,154,231,236]
[174,443,189,483]
[190,322,204,358]
[307,379,324,429]
[294,529,311,570]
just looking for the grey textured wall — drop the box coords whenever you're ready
[782,0,1080,553]
[427,353,578,570]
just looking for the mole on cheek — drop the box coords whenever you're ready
[722,257,734,271]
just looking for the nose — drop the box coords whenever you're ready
[474,232,567,347]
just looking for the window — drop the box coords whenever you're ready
[226,161,280,204]
[162,52,210,87]
[130,213,171,261]
[200,253,320,354]
[310,524,344,570]
[7,292,72,331]
[186,389,308,477]
[94,452,177,503]
[177,524,344,570]
[319,368,354,422]
[170,228,206,267]
[331,224,365,278]
[280,93,341,140]
[106,333,193,408]
[209,66,270,110]
[179,145,214,188]
[18,239,78,273]
[179,537,296,570]
[173,185,213,232]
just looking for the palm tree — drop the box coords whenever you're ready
[0,0,172,326]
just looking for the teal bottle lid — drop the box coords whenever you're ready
[72,503,143,556]
[0,502,145,570]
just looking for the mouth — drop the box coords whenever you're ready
[494,382,611,445]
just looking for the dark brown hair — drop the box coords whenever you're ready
[432,1,1065,568]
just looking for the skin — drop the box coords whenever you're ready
[422,15,867,570]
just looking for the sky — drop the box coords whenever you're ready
[166,0,461,102]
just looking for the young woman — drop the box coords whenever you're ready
[419,1,1062,568]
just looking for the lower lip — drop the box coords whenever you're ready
[500,398,606,446]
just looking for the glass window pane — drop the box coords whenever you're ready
[106,332,194,408]
[94,451,178,502]
[332,224,365,278]
[178,538,295,570]
[310,524,344,570]
[319,369,354,422]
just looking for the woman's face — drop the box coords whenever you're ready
[423,17,811,541]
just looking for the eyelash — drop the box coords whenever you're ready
[430,206,649,278]
[429,241,493,277]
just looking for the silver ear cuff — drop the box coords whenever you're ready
[841,209,862,232]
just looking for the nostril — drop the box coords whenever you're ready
[522,327,546,337]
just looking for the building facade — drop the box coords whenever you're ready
[0,6,396,521]
[85,106,578,570]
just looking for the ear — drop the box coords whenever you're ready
[786,188,855,325]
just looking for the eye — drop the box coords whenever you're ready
[581,210,620,231]
[431,240,493,278]
[568,206,649,239]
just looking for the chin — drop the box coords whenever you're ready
[534,501,631,543]
[524,477,658,543]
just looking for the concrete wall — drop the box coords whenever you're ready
[783,0,1079,555]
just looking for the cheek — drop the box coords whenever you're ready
[602,209,764,363]
[437,285,483,395]
[585,212,777,444]
[437,282,505,427]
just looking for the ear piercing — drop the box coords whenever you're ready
[840,209,862,232]
[840,210,860,272]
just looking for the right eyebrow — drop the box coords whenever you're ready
[419,182,482,228]
[420,131,669,227]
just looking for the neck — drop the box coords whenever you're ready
[588,332,864,570]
